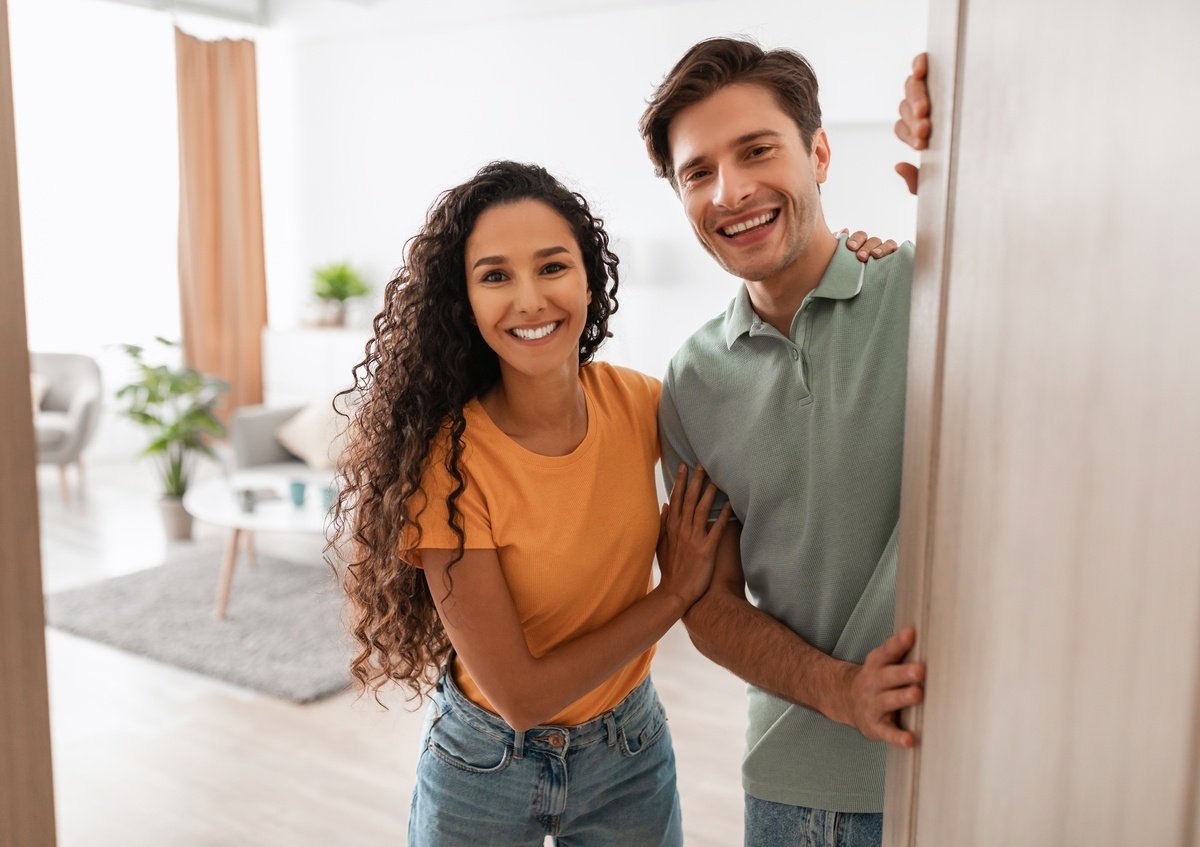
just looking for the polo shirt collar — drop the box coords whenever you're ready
[723,238,866,349]
[809,239,867,302]
[724,285,758,348]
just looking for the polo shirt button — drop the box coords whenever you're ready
[791,349,800,361]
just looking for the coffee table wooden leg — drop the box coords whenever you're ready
[215,527,241,620]
[243,530,257,569]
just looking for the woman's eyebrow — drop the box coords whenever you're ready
[471,245,569,270]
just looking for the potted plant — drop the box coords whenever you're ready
[312,261,370,327]
[115,338,228,540]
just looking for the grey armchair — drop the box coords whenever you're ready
[31,352,102,500]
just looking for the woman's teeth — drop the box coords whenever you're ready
[722,211,778,236]
[510,322,559,341]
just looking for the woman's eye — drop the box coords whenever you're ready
[542,262,567,274]
[481,270,506,283]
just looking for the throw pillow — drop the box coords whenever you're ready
[30,372,49,417]
[274,400,348,470]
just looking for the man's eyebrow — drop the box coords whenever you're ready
[471,245,569,270]
[675,130,783,178]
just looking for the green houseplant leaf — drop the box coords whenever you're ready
[115,339,228,498]
[312,261,370,302]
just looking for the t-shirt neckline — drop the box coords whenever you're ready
[465,367,599,468]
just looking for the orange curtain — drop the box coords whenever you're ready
[174,27,267,418]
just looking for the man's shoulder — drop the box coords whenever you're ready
[665,309,734,385]
[866,240,915,291]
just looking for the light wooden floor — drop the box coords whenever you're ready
[37,459,747,846]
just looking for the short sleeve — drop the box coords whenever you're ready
[630,370,663,462]
[659,361,729,521]
[401,435,496,566]
[593,363,662,462]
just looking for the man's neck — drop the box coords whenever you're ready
[746,228,839,337]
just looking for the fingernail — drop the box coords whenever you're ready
[872,248,882,256]
[858,251,868,259]
[847,240,859,249]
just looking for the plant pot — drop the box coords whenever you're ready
[313,299,346,328]
[159,497,194,541]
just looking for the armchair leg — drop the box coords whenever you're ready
[74,457,85,498]
[58,464,70,502]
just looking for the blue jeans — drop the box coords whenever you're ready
[744,795,882,847]
[409,671,682,847]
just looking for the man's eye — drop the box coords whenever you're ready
[683,170,709,184]
[748,146,770,158]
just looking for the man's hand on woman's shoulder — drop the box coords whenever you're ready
[839,230,900,262]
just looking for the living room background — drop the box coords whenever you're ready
[10,0,926,456]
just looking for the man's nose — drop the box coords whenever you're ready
[713,165,753,210]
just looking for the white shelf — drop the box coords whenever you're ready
[261,326,371,407]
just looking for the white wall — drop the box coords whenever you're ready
[9,0,179,360]
[10,0,926,457]
[262,0,926,378]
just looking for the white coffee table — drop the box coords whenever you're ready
[183,471,332,619]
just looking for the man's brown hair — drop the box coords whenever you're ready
[639,37,822,187]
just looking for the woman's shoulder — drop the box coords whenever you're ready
[582,362,662,439]
[582,361,662,403]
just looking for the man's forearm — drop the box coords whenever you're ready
[683,587,853,724]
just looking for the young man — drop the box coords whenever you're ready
[639,39,930,846]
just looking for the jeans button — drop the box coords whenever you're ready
[548,734,565,748]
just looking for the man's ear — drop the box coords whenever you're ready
[811,127,832,184]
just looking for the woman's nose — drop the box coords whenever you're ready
[512,275,545,314]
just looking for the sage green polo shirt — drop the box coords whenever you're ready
[659,236,913,813]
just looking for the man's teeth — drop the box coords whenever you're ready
[510,322,559,341]
[722,211,777,236]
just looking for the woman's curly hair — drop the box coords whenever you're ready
[327,161,621,701]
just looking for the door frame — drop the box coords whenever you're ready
[0,0,57,843]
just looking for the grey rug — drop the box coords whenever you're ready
[44,553,354,703]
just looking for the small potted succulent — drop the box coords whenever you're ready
[312,261,370,327]
[114,338,227,540]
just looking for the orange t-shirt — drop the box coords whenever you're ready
[408,362,662,725]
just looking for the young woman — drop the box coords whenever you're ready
[331,161,891,846]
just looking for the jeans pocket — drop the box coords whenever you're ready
[617,703,668,757]
[425,707,513,774]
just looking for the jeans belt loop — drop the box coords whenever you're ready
[438,651,456,693]
[512,729,525,760]
[603,712,619,748]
